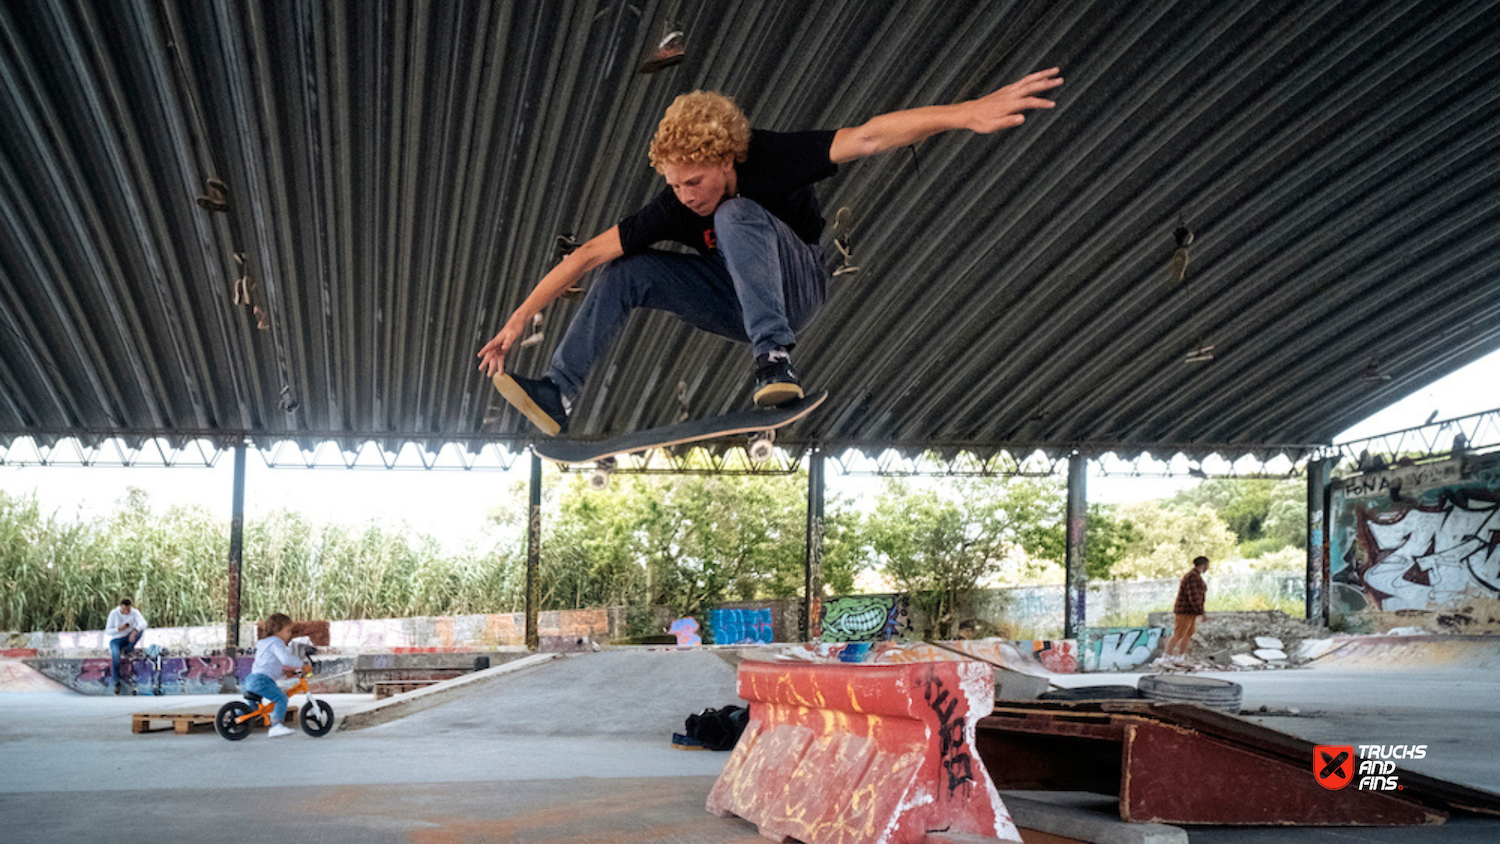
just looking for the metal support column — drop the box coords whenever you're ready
[1063,453,1088,640]
[1306,458,1331,627]
[803,447,825,642]
[525,450,542,651]
[226,442,246,649]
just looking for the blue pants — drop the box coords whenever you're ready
[243,672,290,725]
[546,198,828,399]
[109,631,141,684]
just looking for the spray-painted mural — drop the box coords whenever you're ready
[1027,640,1079,674]
[819,594,910,642]
[1079,627,1163,672]
[25,653,357,696]
[709,607,773,644]
[1330,456,1500,633]
[669,617,702,646]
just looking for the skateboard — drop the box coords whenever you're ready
[533,391,827,487]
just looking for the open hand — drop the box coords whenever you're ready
[477,314,526,377]
[964,67,1063,134]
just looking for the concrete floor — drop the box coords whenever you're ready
[2,647,1499,843]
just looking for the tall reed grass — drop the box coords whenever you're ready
[0,489,522,633]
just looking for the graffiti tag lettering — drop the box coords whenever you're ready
[921,664,975,796]
[1031,640,1078,673]
[1082,627,1163,672]
[710,607,773,644]
[1354,493,1500,609]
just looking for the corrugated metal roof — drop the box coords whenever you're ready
[2,0,1498,460]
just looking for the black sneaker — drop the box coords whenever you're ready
[493,373,570,435]
[753,351,803,407]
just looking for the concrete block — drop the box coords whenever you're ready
[708,660,1019,844]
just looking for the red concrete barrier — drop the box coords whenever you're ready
[706,660,1019,844]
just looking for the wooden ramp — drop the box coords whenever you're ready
[977,699,1500,826]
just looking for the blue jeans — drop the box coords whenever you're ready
[243,672,290,725]
[546,198,828,398]
[109,631,141,684]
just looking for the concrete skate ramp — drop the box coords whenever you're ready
[1309,634,1500,670]
[365,649,741,738]
[0,659,67,692]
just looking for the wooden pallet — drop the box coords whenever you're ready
[132,709,297,735]
[372,680,444,700]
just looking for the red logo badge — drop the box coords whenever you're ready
[1314,745,1356,790]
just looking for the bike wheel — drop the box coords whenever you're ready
[215,700,255,741]
[300,699,335,737]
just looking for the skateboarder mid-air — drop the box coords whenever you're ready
[478,67,1064,435]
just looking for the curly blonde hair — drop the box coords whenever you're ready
[648,91,751,173]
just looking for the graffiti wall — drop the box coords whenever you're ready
[1329,455,1500,633]
[819,594,910,642]
[24,654,357,696]
[18,608,613,653]
[1079,627,1163,672]
[1026,639,1080,674]
[329,608,609,649]
[710,607,773,644]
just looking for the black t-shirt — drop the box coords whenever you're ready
[617,129,838,256]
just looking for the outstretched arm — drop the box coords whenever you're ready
[828,67,1062,164]
[477,226,624,377]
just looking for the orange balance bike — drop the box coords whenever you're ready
[214,661,335,740]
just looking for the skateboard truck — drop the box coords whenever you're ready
[531,391,827,470]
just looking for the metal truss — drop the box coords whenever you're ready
[0,432,527,472]
[253,438,526,472]
[0,436,232,469]
[578,440,1321,479]
[1,430,1328,478]
[549,442,810,477]
[1324,407,1500,474]
[828,447,1066,477]
[1089,449,1310,480]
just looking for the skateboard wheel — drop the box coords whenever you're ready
[748,431,775,463]
[588,459,614,491]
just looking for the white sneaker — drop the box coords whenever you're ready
[268,723,295,738]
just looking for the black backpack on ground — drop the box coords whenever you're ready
[684,705,749,751]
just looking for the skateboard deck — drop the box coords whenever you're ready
[533,391,827,464]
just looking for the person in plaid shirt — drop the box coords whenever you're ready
[1163,556,1209,664]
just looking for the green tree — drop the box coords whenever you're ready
[492,470,849,622]
[855,476,1069,637]
[1169,478,1306,556]
[1112,501,1238,579]
[1022,500,1142,581]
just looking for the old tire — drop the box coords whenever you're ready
[1137,674,1243,713]
[1038,685,1142,701]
